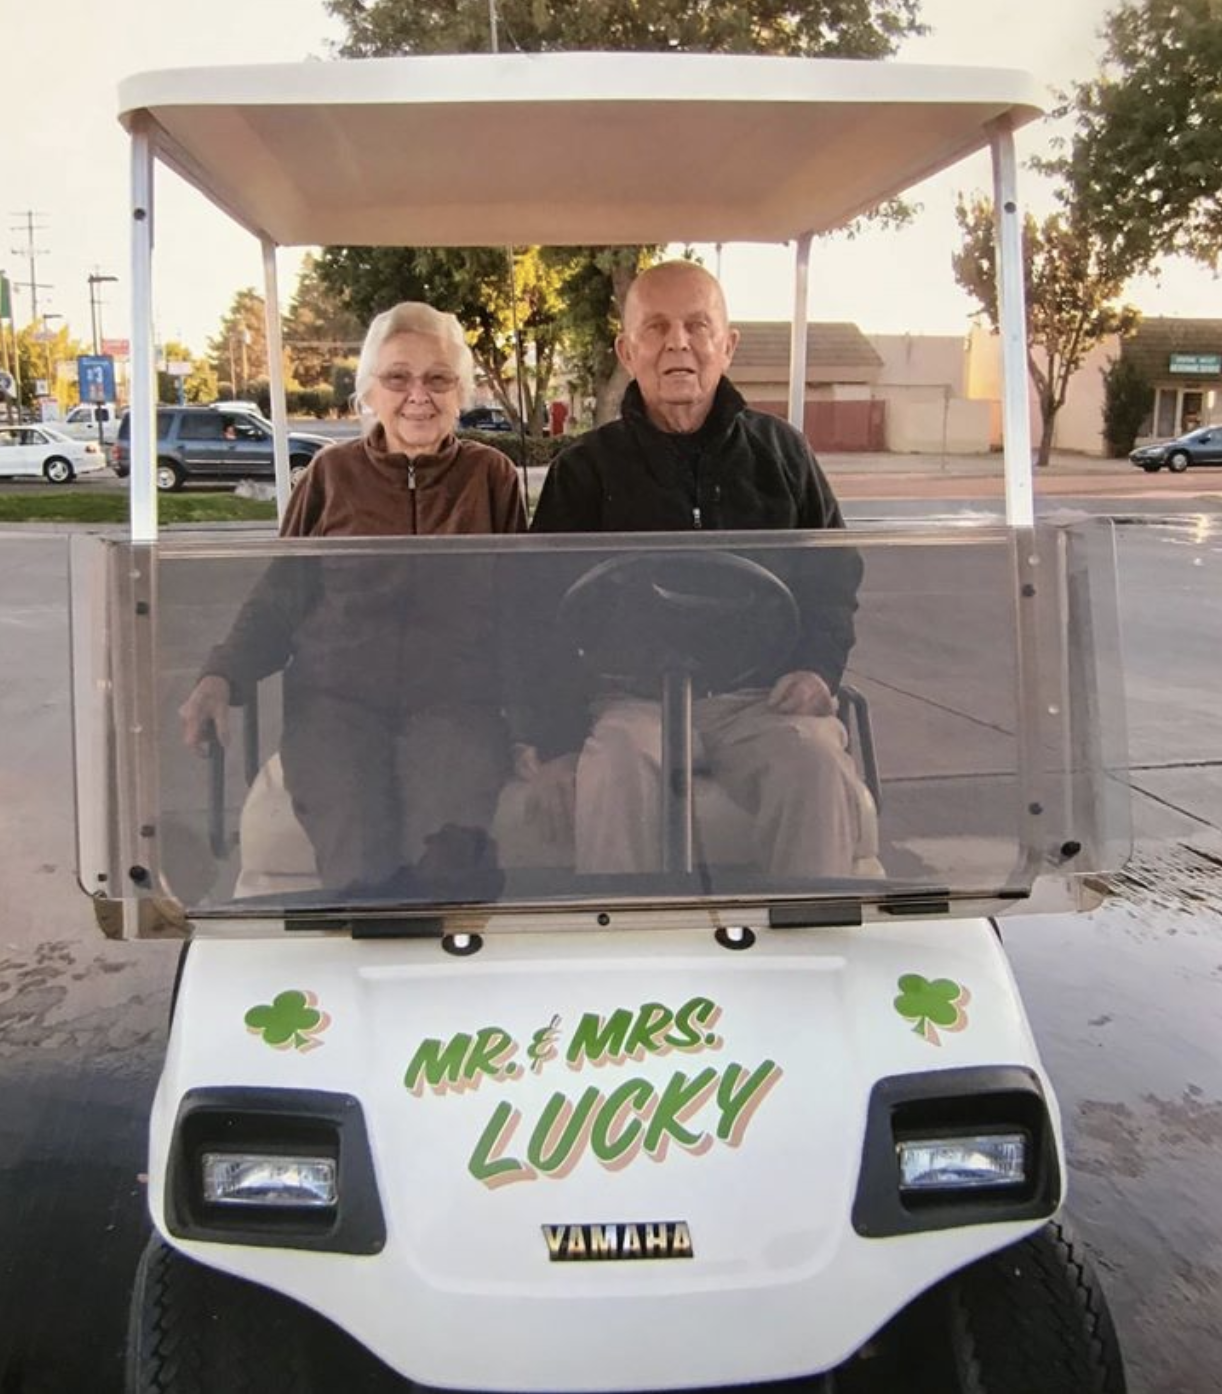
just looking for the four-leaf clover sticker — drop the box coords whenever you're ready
[245,989,331,1052]
[893,974,970,1046]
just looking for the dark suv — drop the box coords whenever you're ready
[110,407,332,491]
[459,405,514,433]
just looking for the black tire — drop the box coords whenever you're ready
[126,1237,323,1393]
[156,458,185,492]
[1141,461,1161,473]
[43,455,75,484]
[887,1220,1126,1394]
[1167,449,1190,472]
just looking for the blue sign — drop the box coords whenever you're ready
[77,355,116,404]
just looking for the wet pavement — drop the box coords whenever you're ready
[1,501,1220,1392]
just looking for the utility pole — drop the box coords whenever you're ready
[9,211,51,322]
[488,0,499,52]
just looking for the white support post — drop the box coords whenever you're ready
[261,238,291,520]
[788,232,813,433]
[128,116,157,543]
[989,115,1034,529]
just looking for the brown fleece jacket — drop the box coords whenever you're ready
[282,426,526,537]
[201,427,526,707]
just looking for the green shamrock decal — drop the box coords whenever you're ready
[245,989,330,1052]
[893,974,970,1046]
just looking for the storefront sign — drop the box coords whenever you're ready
[1168,353,1222,375]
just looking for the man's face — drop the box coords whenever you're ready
[615,268,739,430]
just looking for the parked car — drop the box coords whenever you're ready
[59,403,122,446]
[1129,425,1222,472]
[459,405,514,432]
[0,423,107,483]
[110,406,331,490]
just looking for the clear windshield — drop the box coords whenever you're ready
[71,523,1128,923]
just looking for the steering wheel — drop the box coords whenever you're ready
[557,550,799,694]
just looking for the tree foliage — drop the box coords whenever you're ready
[321,0,928,423]
[8,323,87,412]
[325,0,926,59]
[316,244,571,431]
[283,253,364,388]
[158,340,218,405]
[953,195,1140,467]
[207,288,269,395]
[1101,352,1154,457]
[1057,0,1222,273]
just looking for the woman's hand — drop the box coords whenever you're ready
[179,674,232,754]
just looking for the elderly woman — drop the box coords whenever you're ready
[179,300,526,895]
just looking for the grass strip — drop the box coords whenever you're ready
[0,491,278,525]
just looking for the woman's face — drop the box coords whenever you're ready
[369,331,462,456]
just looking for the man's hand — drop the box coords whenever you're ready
[767,669,835,717]
[513,744,578,844]
[179,674,232,754]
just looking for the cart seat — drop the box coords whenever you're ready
[232,751,882,900]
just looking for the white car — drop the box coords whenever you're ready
[0,423,107,483]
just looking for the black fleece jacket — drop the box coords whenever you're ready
[513,378,864,754]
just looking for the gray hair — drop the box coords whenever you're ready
[353,301,476,433]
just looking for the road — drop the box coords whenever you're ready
[0,490,1220,1393]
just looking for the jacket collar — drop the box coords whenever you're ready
[362,423,460,480]
[620,376,746,445]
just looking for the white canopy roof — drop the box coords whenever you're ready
[118,53,1043,248]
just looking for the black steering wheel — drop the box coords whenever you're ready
[557,550,799,694]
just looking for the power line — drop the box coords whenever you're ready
[9,211,51,322]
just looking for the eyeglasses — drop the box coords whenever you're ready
[375,369,460,394]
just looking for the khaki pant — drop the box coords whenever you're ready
[575,691,867,877]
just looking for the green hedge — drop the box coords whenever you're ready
[458,429,571,472]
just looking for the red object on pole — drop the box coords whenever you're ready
[549,399,569,437]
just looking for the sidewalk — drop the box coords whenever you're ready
[817,449,1222,501]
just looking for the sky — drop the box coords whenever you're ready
[3,0,1217,356]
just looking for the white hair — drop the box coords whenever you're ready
[353,301,477,433]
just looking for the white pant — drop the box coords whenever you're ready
[575,691,871,877]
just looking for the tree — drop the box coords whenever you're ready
[283,254,363,388]
[11,322,87,413]
[953,194,1140,468]
[316,244,570,433]
[1058,0,1222,275]
[326,0,925,59]
[321,0,928,422]
[1101,353,1154,457]
[207,289,269,396]
[157,341,218,405]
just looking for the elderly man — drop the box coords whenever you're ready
[517,259,869,880]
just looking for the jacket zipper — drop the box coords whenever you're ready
[408,463,417,531]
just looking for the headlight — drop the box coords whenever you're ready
[165,1087,385,1253]
[201,1151,337,1208]
[897,1132,1027,1192]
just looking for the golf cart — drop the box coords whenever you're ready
[73,53,1129,1392]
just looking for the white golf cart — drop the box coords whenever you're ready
[74,53,1130,1393]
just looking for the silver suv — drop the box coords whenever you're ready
[110,407,332,491]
